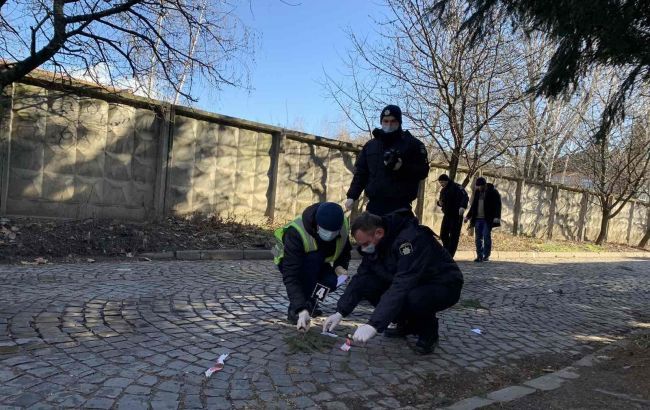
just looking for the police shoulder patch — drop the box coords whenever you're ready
[399,242,413,256]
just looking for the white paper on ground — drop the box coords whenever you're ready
[340,338,352,352]
[321,331,338,338]
[205,353,230,377]
[471,328,482,334]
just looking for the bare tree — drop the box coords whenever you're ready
[574,70,650,244]
[0,0,253,101]
[502,35,596,183]
[324,0,533,186]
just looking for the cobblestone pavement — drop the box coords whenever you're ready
[0,258,648,409]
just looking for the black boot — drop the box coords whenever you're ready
[287,307,298,325]
[413,317,439,355]
[384,321,411,338]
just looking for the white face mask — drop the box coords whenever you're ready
[382,125,399,133]
[317,226,338,242]
[361,243,376,254]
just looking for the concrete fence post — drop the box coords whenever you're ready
[547,184,559,240]
[154,104,174,220]
[265,131,285,224]
[0,84,14,215]
[626,201,635,245]
[415,179,426,221]
[512,178,524,235]
[576,191,590,241]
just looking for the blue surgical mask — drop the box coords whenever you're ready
[361,243,376,254]
[317,226,338,242]
[382,125,399,133]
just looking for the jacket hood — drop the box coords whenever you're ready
[301,203,320,237]
[377,210,418,252]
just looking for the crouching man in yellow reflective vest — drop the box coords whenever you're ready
[273,202,351,332]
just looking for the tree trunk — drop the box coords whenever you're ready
[595,206,610,245]
[639,227,650,248]
[448,149,460,182]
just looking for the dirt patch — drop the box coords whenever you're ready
[0,214,645,263]
[484,331,650,409]
[389,352,578,408]
[457,230,646,253]
[0,214,274,262]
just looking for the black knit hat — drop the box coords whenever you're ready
[315,202,344,231]
[380,105,402,124]
[476,177,487,186]
[438,174,450,182]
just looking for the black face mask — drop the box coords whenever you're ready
[372,127,401,143]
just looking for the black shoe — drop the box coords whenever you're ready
[287,309,298,325]
[384,323,410,338]
[413,316,439,355]
[473,257,483,263]
[483,256,490,262]
[413,334,439,355]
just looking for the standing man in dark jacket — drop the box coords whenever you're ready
[344,105,430,216]
[436,174,469,257]
[273,202,352,332]
[322,211,463,355]
[464,177,502,262]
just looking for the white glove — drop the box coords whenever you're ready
[393,158,403,171]
[344,198,354,211]
[493,218,500,224]
[297,310,311,332]
[352,324,377,343]
[322,312,342,333]
[458,207,465,216]
[335,266,347,276]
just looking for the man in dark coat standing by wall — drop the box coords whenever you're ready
[464,177,502,262]
[322,211,463,355]
[436,174,469,257]
[344,105,430,216]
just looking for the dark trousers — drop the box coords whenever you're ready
[440,213,463,257]
[366,199,413,217]
[359,279,462,338]
[279,251,337,313]
[474,218,492,259]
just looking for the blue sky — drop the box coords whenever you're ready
[196,1,386,137]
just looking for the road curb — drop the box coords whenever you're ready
[440,330,643,410]
[140,249,649,261]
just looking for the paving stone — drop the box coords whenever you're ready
[84,397,116,410]
[486,385,536,402]
[446,396,495,410]
[523,374,566,391]
[103,377,132,388]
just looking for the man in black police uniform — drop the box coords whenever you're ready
[273,202,352,332]
[437,174,469,258]
[322,211,463,354]
[344,105,430,216]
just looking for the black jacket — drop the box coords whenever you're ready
[346,129,429,211]
[280,203,352,314]
[437,182,469,216]
[336,211,463,332]
[467,183,502,228]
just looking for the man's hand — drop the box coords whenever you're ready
[322,313,342,333]
[335,266,347,276]
[344,198,354,211]
[296,310,311,332]
[353,324,377,343]
[458,207,465,216]
[493,218,500,224]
